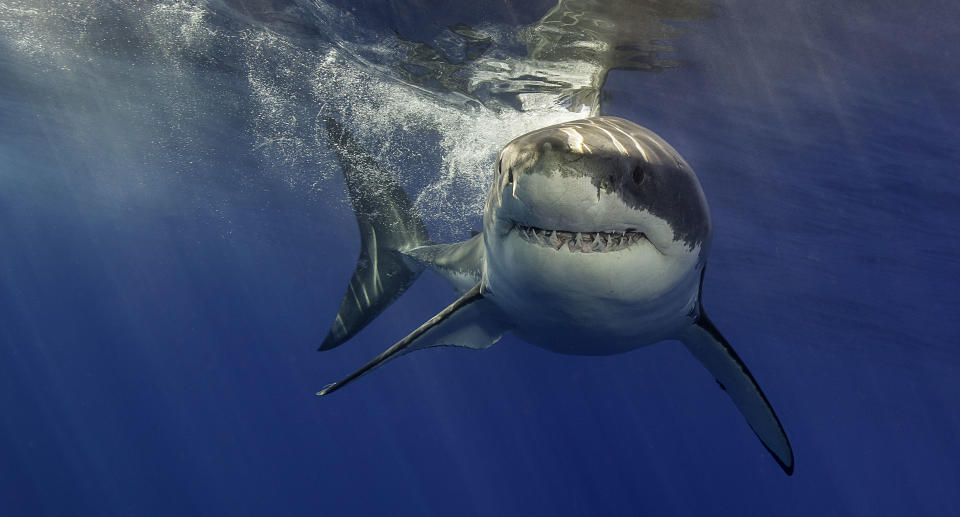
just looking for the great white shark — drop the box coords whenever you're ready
[317,116,794,475]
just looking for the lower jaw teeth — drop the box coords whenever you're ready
[515,224,644,252]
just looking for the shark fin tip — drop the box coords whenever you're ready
[317,383,338,396]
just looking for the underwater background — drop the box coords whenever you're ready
[1,0,958,515]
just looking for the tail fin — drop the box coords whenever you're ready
[319,118,431,351]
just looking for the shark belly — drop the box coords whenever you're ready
[483,229,701,355]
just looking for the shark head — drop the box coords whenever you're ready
[483,117,713,347]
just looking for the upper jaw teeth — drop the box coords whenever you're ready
[514,224,645,253]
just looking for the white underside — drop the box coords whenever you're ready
[484,228,701,355]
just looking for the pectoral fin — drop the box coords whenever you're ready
[318,282,507,396]
[680,312,795,475]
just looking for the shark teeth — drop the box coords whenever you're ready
[548,230,562,249]
[514,224,646,253]
[593,233,603,252]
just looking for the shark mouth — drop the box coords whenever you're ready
[514,223,646,253]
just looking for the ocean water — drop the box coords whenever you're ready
[1,0,958,515]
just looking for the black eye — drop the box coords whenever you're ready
[631,163,646,184]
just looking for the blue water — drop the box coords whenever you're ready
[2,1,958,515]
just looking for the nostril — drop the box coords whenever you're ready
[631,164,645,185]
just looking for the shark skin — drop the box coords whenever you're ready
[317,116,794,475]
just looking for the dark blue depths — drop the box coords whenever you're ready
[1,0,959,515]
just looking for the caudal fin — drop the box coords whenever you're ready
[319,118,431,351]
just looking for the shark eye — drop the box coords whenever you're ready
[497,159,513,183]
[631,163,646,185]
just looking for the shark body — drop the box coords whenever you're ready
[318,116,794,475]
